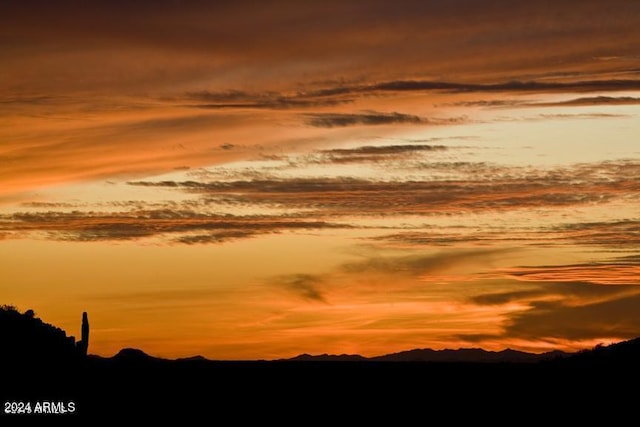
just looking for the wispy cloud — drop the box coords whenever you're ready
[275,274,328,303]
[533,96,640,107]
[321,144,448,156]
[0,210,351,243]
[370,231,501,247]
[444,97,640,110]
[448,99,528,108]
[504,293,640,341]
[499,263,640,285]
[185,80,640,115]
[3,0,640,202]
[552,219,640,248]
[461,256,640,342]
[266,247,515,307]
[315,144,449,163]
[0,111,256,199]
[368,79,640,94]
[372,218,640,250]
[185,90,352,110]
[174,230,260,245]
[536,113,630,120]
[305,111,425,128]
[291,79,640,107]
[128,160,640,216]
[4,158,638,247]
[464,289,640,343]
[340,248,512,276]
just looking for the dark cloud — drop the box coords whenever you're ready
[4,0,640,201]
[448,100,528,108]
[370,231,495,246]
[7,160,639,246]
[315,144,449,164]
[183,77,638,118]
[472,278,638,307]
[394,161,506,176]
[372,217,640,249]
[185,90,351,110]
[462,256,640,342]
[127,160,640,215]
[488,112,633,124]
[370,79,640,94]
[552,219,640,248]
[184,78,640,114]
[291,79,640,105]
[277,274,328,303]
[3,0,640,101]
[0,210,351,243]
[340,248,512,276]
[270,248,514,303]
[536,113,630,120]
[305,112,425,128]
[533,96,640,107]
[55,226,156,242]
[186,79,640,117]
[500,261,640,285]
[321,145,448,155]
[502,293,640,341]
[446,96,640,109]
[174,230,259,245]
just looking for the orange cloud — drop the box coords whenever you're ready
[501,264,640,285]
[1,0,640,200]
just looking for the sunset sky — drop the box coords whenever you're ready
[2,0,640,360]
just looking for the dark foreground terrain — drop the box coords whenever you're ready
[4,348,639,421]
[2,306,639,421]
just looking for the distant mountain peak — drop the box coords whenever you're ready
[113,348,156,360]
[176,355,209,362]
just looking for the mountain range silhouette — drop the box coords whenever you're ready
[286,347,569,363]
[2,305,638,420]
[4,305,639,366]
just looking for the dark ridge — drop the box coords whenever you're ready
[0,304,80,365]
[2,305,638,419]
[284,353,368,362]
[558,336,640,365]
[371,347,568,363]
[281,347,569,363]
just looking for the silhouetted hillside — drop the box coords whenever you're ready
[556,337,640,366]
[2,305,637,420]
[4,304,636,368]
[0,305,78,365]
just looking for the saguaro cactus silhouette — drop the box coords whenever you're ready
[77,311,90,357]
